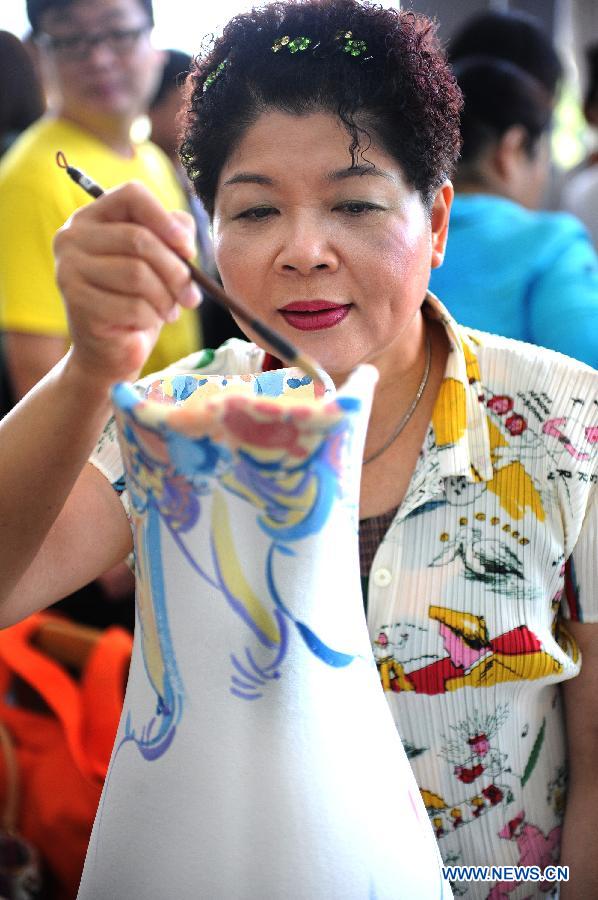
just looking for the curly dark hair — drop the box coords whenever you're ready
[180,0,462,216]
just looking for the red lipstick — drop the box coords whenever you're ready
[279,300,351,332]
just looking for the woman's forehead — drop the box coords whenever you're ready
[217,109,402,187]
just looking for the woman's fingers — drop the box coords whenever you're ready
[95,181,197,260]
[60,224,201,320]
[53,181,203,384]
[170,208,198,257]
[56,195,202,313]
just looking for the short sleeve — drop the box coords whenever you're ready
[561,486,598,623]
[88,415,130,519]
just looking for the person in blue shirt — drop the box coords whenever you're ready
[430,14,598,368]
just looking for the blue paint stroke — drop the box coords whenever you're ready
[162,515,220,591]
[241,610,289,679]
[287,376,312,389]
[230,655,267,686]
[115,503,183,762]
[227,609,289,697]
[169,374,207,401]
[231,675,262,691]
[266,544,358,668]
[253,370,287,397]
[231,687,262,700]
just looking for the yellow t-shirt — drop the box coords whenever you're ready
[0,117,200,374]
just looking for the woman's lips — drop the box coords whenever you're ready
[279,301,351,332]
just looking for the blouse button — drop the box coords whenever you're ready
[372,567,392,588]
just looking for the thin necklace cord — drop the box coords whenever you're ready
[363,332,432,465]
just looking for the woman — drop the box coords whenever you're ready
[0,1,596,896]
[429,27,598,368]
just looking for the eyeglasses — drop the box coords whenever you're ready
[37,25,150,62]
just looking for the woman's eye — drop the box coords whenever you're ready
[235,206,278,221]
[334,200,383,216]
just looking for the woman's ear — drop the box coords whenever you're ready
[430,180,454,269]
[493,125,528,181]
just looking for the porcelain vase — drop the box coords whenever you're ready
[77,365,451,900]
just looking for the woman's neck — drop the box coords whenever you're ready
[453,166,498,197]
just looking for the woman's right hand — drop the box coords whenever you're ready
[54,181,202,387]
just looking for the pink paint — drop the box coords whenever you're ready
[439,624,486,669]
[543,417,590,460]
[467,733,490,756]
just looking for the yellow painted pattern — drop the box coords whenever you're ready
[486,417,509,455]
[461,336,482,384]
[421,789,447,811]
[555,621,580,664]
[432,378,467,447]
[211,489,281,645]
[221,466,318,533]
[445,650,562,691]
[487,461,545,522]
[134,514,166,698]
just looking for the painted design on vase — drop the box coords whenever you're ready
[111,372,363,761]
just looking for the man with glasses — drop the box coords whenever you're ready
[0,0,200,400]
[0,0,201,633]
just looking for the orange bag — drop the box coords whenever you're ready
[0,614,132,899]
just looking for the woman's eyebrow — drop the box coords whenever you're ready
[222,165,394,188]
[222,173,274,187]
[327,164,394,182]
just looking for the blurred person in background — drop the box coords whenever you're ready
[0,30,46,158]
[561,42,598,248]
[0,30,46,418]
[447,9,563,113]
[149,47,244,347]
[430,10,598,368]
[0,0,200,403]
[0,0,201,628]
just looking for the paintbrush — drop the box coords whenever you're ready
[56,151,324,384]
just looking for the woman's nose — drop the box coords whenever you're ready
[274,217,339,275]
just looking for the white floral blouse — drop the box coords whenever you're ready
[90,294,597,899]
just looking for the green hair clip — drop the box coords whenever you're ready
[203,59,228,92]
[204,29,371,92]
[271,31,371,59]
[337,31,369,57]
[272,35,313,53]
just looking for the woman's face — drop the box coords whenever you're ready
[213,110,451,383]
